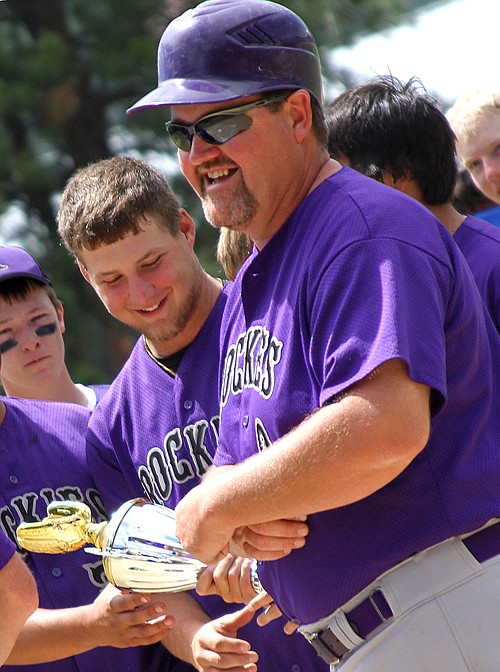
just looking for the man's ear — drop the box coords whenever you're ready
[77,259,91,284]
[57,302,66,335]
[178,208,197,249]
[286,89,313,144]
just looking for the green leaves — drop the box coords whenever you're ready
[0,0,435,382]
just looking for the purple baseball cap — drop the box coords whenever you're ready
[0,246,52,286]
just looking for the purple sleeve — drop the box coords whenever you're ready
[308,238,450,408]
[454,217,500,334]
[86,439,135,516]
[86,412,141,516]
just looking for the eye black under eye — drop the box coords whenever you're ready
[35,323,57,337]
[0,339,17,354]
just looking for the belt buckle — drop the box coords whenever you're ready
[304,587,393,664]
[367,588,393,624]
[305,627,349,665]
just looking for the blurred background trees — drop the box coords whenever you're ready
[0,0,435,384]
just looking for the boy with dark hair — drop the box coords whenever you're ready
[326,76,500,333]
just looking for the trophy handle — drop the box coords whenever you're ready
[16,501,107,554]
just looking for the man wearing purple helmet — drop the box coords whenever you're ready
[129,1,500,670]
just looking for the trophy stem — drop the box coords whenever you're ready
[83,521,108,549]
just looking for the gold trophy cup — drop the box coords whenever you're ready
[16,498,262,594]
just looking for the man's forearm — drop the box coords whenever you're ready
[6,606,101,663]
[176,359,431,563]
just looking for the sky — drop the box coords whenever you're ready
[330,0,500,106]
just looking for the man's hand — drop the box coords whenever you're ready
[248,592,299,635]
[191,605,259,672]
[176,473,309,564]
[232,518,308,560]
[196,554,258,604]
[85,583,176,648]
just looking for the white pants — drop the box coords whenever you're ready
[301,536,500,671]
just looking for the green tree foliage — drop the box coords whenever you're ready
[0,0,433,383]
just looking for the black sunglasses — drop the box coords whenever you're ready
[165,95,288,152]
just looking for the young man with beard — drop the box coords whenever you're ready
[57,154,326,672]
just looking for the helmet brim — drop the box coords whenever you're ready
[126,78,299,115]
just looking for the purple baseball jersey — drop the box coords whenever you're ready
[87,286,328,671]
[454,214,500,333]
[0,396,185,672]
[0,528,16,570]
[215,167,500,625]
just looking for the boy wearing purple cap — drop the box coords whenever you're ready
[0,245,108,408]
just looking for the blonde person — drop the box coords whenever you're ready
[447,86,500,205]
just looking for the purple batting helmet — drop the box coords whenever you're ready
[127,0,323,114]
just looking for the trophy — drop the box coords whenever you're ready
[16,497,262,594]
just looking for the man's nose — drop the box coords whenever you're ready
[483,156,500,183]
[187,133,222,165]
[19,328,41,352]
[127,276,156,304]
